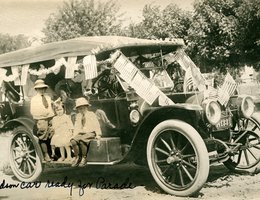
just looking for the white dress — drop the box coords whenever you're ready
[51,114,73,147]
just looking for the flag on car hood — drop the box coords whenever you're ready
[217,73,237,106]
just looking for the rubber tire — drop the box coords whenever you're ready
[9,126,43,182]
[224,117,260,173]
[147,119,209,197]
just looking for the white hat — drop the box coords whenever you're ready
[75,97,90,108]
[34,79,48,89]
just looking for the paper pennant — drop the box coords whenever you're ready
[65,57,77,79]
[13,65,30,86]
[158,91,175,106]
[113,52,174,106]
[83,55,98,80]
[0,68,7,86]
[130,72,160,105]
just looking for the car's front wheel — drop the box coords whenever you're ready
[9,126,43,182]
[224,117,260,172]
[147,120,209,197]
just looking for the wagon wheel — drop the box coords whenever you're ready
[9,126,43,182]
[224,117,260,172]
[147,120,209,197]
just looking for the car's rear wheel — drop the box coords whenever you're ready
[9,126,43,182]
[147,120,209,197]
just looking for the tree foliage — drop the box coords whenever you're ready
[0,33,31,54]
[40,0,259,71]
[187,0,240,70]
[42,0,123,43]
[124,3,192,41]
[187,0,260,71]
[234,0,260,66]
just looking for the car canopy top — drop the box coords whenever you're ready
[0,36,184,68]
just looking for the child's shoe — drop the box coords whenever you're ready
[57,157,65,162]
[64,157,73,162]
[71,156,81,167]
[44,154,52,162]
[78,156,88,167]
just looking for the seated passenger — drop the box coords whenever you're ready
[70,97,102,167]
[50,99,74,162]
[30,80,55,162]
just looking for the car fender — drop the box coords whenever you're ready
[3,117,35,135]
[5,117,44,161]
[124,105,204,164]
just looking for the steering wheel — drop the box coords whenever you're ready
[92,70,121,98]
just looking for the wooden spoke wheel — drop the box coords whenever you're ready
[9,126,43,182]
[147,120,209,197]
[224,117,260,172]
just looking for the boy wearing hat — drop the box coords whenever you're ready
[70,97,102,167]
[30,79,55,162]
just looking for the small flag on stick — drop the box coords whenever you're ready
[217,73,237,106]
[183,67,194,92]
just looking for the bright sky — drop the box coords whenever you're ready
[0,0,194,38]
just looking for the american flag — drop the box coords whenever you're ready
[218,73,237,106]
[83,55,98,80]
[183,67,194,92]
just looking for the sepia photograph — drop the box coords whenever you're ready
[0,0,259,199]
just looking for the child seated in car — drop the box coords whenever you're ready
[51,98,74,162]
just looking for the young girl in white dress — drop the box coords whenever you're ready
[51,99,74,162]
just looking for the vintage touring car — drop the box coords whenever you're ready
[0,36,259,197]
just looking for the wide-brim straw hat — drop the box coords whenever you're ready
[34,79,48,89]
[75,97,91,108]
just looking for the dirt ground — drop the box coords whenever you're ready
[0,134,259,200]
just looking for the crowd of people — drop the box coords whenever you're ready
[30,79,115,167]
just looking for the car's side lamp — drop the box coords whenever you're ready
[241,96,255,118]
[205,100,221,125]
[129,109,140,124]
